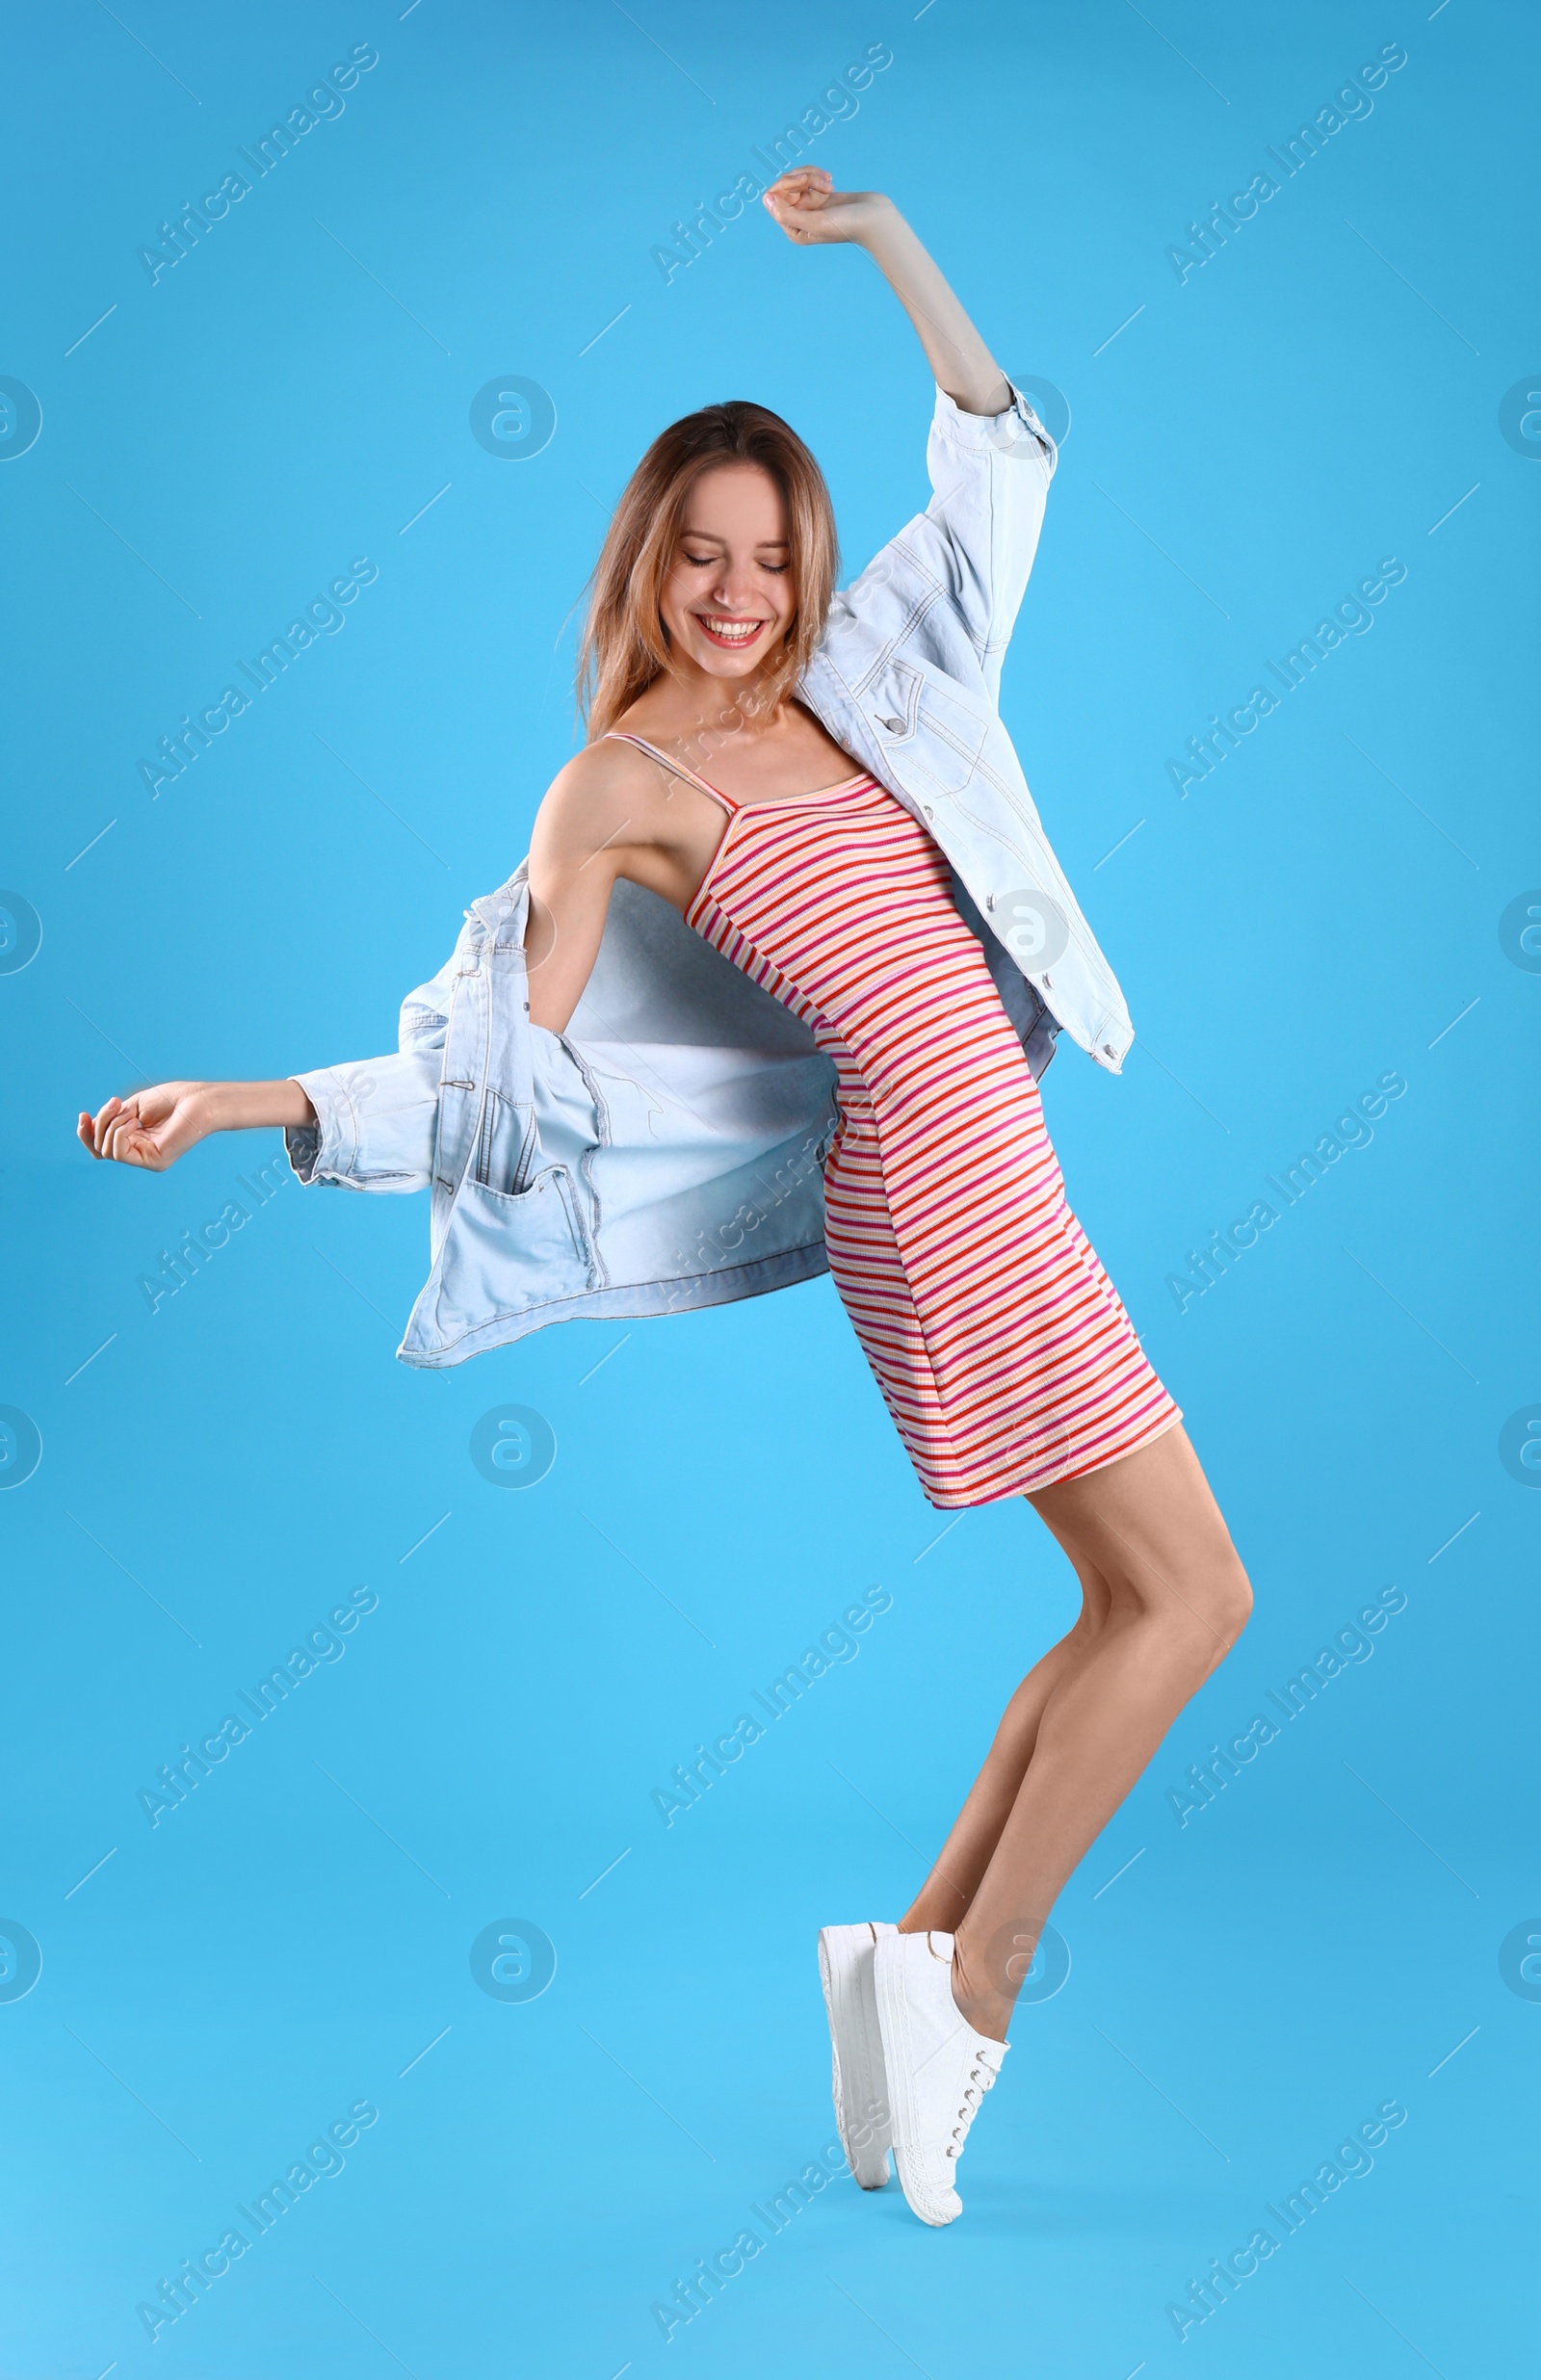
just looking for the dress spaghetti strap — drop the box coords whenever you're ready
[603,730,738,815]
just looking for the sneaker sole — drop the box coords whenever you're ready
[818,1926,892,2189]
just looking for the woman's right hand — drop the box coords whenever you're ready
[78,1081,218,1169]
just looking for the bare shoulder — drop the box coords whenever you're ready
[531,735,662,860]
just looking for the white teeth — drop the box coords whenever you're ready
[700,616,761,641]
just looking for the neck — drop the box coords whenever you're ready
[640,661,795,751]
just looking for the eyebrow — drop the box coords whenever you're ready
[680,535,790,549]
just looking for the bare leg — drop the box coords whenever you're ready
[900,1424,1251,2041]
[897,1551,1115,1932]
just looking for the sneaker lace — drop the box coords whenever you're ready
[944,2053,1001,2158]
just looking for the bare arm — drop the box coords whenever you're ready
[526,743,687,1032]
[763,170,1012,417]
[81,750,677,1164]
[78,1079,316,1170]
[524,776,621,1034]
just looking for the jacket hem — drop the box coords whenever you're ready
[395,1242,831,1368]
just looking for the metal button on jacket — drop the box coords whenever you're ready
[880,715,905,733]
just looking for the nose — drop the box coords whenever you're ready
[708,563,762,613]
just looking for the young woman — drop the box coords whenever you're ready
[79,170,1251,2229]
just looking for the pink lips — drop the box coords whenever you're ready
[694,615,768,651]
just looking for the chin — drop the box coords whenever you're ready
[687,628,787,674]
[695,647,765,675]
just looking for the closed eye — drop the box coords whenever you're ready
[681,551,789,573]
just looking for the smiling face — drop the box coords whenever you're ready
[658,462,796,684]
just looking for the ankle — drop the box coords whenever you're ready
[899,1893,967,1936]
[949,1944,1010,2044]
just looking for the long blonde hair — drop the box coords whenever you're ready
[576,401,839,740]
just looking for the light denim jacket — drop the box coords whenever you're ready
[286,379,1136,1368]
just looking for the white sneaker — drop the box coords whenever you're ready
[818,1922,897,2188]
[874,1928,1008,2226]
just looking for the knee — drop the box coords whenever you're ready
[1143,1548,1249,1682]
[1190,1551,1252,1664]
[1071,1584,1114,1647]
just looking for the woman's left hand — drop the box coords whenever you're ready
[762,169,892,247]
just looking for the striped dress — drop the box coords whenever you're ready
[608,734,1181,1506]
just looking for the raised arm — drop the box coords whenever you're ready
[766,170,1054,693]
[763,170,1011,417]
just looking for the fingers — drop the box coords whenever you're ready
[102,1096,141,1156]
[763,168,833,218]
[100,1108,146,1164]
[764,192,831,222]
[763,197,820,246]
[84,1094,161,1167]
[765,167,831,196]
[80,1088,180,1167]
[89,1095,125,1156]
[763,170,844,248]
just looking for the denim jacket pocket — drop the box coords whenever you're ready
[474,1087,537,1197]
[911,675,990,796]
[863,662,988,801]
[431,1165,593,1336]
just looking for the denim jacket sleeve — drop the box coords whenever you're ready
[858,379,1057,703]
[282,934,468,1192]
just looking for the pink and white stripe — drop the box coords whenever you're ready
[609,735,1181,1505]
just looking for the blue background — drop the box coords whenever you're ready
[2,2,1536,2372]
